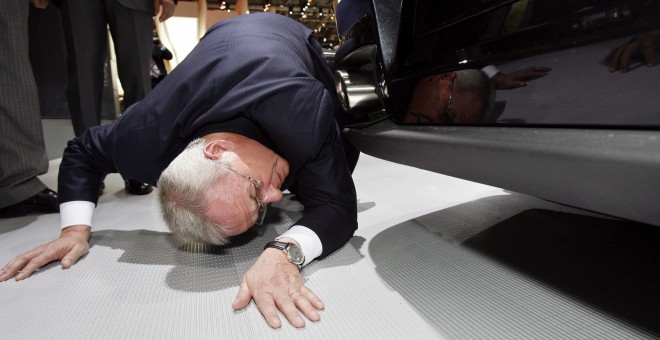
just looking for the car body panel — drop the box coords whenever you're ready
[340,0,660,226]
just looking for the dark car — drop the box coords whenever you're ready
[335,0,660,227]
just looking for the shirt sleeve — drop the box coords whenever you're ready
[60,201,95,229]
[481,65,500,78]
[278,225,323,267]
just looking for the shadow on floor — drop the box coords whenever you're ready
[85,201,367,293]
[369,194,660,339]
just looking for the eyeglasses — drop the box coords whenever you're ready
[220,164,267,225]
[445,77,456,117]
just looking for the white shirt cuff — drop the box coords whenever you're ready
[60,201,95,229]
[481,65,500,78]
[277,225,323,267]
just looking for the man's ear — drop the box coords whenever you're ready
[203,140,235,159]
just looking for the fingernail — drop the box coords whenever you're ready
[271,317,281,328]
[61,260,71,268]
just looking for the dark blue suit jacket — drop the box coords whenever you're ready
[58,13,357,258]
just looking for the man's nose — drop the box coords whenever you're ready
[261,184,283,204]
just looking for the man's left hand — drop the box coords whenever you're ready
[491,66,552,90]
[154,0,176,22]
[232,244,324,328]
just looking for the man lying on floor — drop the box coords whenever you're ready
[0,13,358,329]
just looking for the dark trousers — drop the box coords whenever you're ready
[59,0,153,136]
[0,0,49,207]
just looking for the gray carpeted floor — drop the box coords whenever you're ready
[0,121,658,339]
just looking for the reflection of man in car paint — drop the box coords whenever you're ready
[401,69,496,124]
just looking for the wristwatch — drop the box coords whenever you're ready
[264,241,305,269]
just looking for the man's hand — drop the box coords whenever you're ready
[154,0,176,22]
[491,66,552,90]
[0,225,91,282]
[610,30,660,73]
[232,240,324,328]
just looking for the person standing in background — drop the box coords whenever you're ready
[0,0,59,218]
[58,0,177,195]
[150,37,173,88]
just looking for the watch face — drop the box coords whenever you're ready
[287,244,305,265]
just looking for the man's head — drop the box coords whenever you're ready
[401,69,495,124]
[158,134,289,245]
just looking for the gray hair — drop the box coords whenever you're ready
[158,138,233,246]
[455,69,497,123]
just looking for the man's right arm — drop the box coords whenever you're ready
[0,225,91,281]
[1,126,118,282]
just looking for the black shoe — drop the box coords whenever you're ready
[0,188,59,218]
[124,179,153,195]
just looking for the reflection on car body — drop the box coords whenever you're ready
[336,0,660,227]
[386,0,660,127]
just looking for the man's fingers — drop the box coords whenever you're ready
[610,34,658,73]
[274,291,306,328]
[530,70,550,78]
[232,277,252,310]
[506,80,527,89]
[610,45,626,72]
[61,244,89,269]
[642,40,656,67]
[253,294,284,328]
[515,68,550,80]
[0,267,11,281]
[0,257,27,281]
[301,285,325,310]
[290,288,321,322]
[0,246,47,281]
[14,249,58,280]
[519,72,545,81]
[620,41,642,72]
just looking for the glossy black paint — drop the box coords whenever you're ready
[382,0,660,127]
[343,0,660,227]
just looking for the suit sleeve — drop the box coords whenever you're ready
[289,93,358,258]
[57,124,118,205]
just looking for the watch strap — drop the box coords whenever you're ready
[263,240,289,251]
